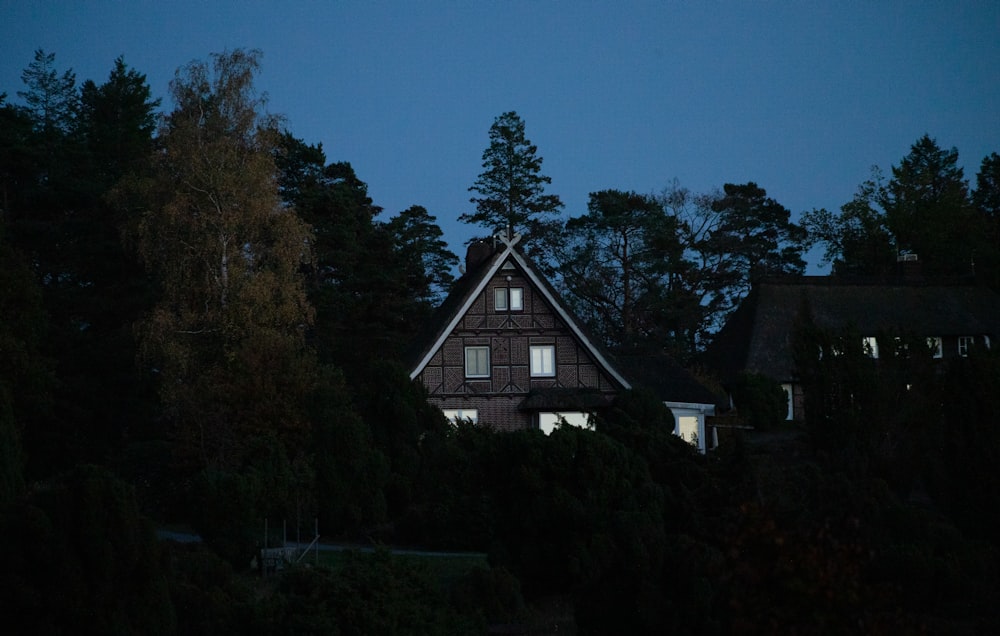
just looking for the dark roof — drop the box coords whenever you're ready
[704,276,1000,382]
[613,346,724,408]
[403,240,505,374]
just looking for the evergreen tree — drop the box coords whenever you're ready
[558,189,697,354]
[461,111,563,260]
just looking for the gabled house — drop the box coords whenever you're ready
[407,231,721,449]
[704,274,1000,422]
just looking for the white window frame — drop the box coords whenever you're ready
[442,408,478,425]
[958,336,974,357]
[510,287,524,310]
[494,288,508,310]
[465,346,490,378]
[927,337,943,359]
[529,345,555,377]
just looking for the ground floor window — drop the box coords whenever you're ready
[538,411,592,435]
[675,415,701,447]
[442,408,478,424]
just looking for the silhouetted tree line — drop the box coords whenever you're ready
[1,49,998,633]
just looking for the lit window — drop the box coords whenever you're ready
[494,288,508,310]
[958,336,974,357]
[781,383,794,420]
[985,335,992,350]
[538,412,592,435]
[863,337,879,359]
[927,337,942,359]
[510,287,523,310]
[442,409,478,425]
[465,346,490,378]
[530,345,555,377]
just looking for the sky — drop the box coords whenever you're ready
[3,1,999,274]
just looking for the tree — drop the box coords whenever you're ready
[558,190,697,354]
[885,135,979,276]
[386,205,457,305]
[801,168,897,277]
[78,56,160,195]
[803,136,992,280]
[17,49,77,137]
[129,49,316,472]
[461,111,563,259]
[973,152,1000,289]
[667,181,807,336]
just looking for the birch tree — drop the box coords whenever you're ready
[131,50,315,470]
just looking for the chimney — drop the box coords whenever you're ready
[465,240,494,273]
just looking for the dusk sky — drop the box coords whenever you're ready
[3,1,999,273]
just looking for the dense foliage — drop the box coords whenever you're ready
[2,48,999,633]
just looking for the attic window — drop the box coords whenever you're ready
[495,287,524,311]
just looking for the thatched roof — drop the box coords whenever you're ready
[704,276,1000,383]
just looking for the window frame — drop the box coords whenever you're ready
[958,336,975,357]
[494,288,508,311]
[862,336,879,359]
[464,345,491,378]
[529,344,556,377]
[510,287,524,311]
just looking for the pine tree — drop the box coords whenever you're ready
[461,111,563,255]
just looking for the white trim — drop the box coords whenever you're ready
[409,244,514,379]
[509,249,632,390]
[410,243,632,390]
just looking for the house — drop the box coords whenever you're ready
[407,231,721,449]
[703,273,1000,422]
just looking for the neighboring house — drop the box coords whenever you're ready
[704,272,1000,422]
[614,347,724,452]
[407,232,720,450]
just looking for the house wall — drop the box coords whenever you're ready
[416,261,619,432]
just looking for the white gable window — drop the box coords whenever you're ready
[530,345,555,377]
[958,336,974,357]
[495,287,523,311]
[863,337,879,359]
[927,337,943,358]
[465,346,490,378]
[442,408,478,424]
[538,411,592,435]
[510,287,524,310]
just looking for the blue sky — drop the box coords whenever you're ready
[3,1,999,273]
